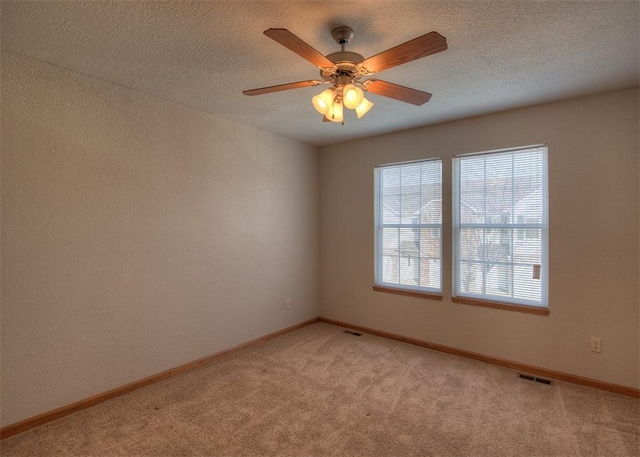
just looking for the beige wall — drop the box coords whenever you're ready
[319,87,639,389]
[1,52,319,427]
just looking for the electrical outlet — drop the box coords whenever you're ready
[285,299,291,310]
[590,337,602,353]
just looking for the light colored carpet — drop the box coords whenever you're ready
[2,322,638,456]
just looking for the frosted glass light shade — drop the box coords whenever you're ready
[355,97,374,118]
[312,89,334,115]
[328,102,343,123]
[343,84,364,110]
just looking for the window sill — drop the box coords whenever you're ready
[451,296,549,316]
[373,285,443,301]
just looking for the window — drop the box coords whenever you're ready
[453,145,548,308]
[374,159,442,294]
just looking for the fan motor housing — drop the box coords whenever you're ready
[326,51,364,65]
[321,51,364,81]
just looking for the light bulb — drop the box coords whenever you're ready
[355,97,374,118]
[328,102,343,123]
[342,84,364,110]
[312,89,334,115]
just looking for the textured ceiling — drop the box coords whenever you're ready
[3,1,639,146]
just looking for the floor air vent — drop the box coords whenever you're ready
[518,373,552,385]
[344,330,362,336]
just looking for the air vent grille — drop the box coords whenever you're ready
[518,373,552,385]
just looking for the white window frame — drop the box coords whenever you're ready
[374,158,443,295]
[453,145,548,309]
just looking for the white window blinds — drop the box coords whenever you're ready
[375,159,442,293]
[453,146,548,307]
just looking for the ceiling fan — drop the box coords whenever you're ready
[243,26,447,123]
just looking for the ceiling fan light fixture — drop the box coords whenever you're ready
[312,88,335,115]
[342,83,364,109]
[355,97,374,118]
[245,27,447,124]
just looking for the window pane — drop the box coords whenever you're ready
[459,228,482,260]
[485,263,512,296]
[381,167,400,224]
[454,146,547,307]
[484,228,512,263]
[375,159,442,293]
[381,227,399,284]
[400,164,421,220]
[421,161,443,224]
[513,264,542,300]
[399,228,419,286]
[420,257,441,289]
[513,232,542,263]
[458,261,484,294]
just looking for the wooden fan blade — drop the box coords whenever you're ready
[363,79,432,106]
[264,28,335,69]
[243,80,323,96]
[360,31,447,74]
